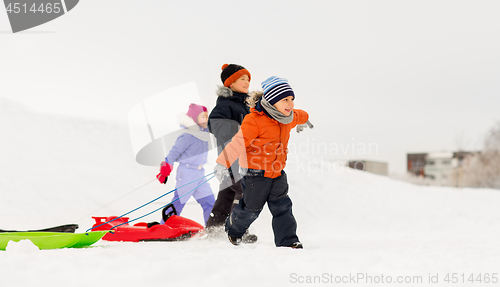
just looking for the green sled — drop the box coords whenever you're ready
[0,231,109,251]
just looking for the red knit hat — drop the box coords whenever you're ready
[220,64,251,87]
[186,103,208,124]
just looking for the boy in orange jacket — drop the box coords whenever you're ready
[214,76,312,248]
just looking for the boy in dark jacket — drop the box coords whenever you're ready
[206,64,257,242]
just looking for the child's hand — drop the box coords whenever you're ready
[156,161,173,184]
[214,163,230,183]
[296,120,314,133]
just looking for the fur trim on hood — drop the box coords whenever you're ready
[216,85,233,98]
[246,90,263,108]
[176,113,213,143]
[177,113,200,132]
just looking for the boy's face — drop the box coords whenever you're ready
[273,96,295,116]
[229,74,250,94]
[197,112,209,129]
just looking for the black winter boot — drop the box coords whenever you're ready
[228,235,242,246]
[287,242,303,249]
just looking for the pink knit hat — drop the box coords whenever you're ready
[187,103,208,124]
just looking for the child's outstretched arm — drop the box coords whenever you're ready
[216,116,259,168]
[293,109,310,126]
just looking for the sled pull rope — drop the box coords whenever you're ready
[109,175,215,230]
[86,172,215,232]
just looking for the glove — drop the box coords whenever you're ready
[214,163,230,184]
[156,161,173,184]
[296,120,314,133]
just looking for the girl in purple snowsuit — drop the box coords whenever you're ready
[157,104,215,224]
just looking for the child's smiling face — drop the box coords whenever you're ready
[229,74,250,94]
[273,96,295,116]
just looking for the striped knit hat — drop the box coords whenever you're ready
[220,64,251,87]
[261,76,295,105]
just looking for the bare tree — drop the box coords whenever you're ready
[463,121,500,189]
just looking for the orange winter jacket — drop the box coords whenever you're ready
[216,107,309,178]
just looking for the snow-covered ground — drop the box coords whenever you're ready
[1,98,500,287]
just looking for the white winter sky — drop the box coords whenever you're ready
[1,0,500,174]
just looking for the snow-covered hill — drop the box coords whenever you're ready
[1,99,499,287]
[0,97,172,229]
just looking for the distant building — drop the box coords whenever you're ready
[423,152,454,181]
[407,153,426,177]
[407,151,478,181]
[348,160,388,176]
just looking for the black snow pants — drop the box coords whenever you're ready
[225,169,299,247]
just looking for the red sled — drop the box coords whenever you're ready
[91,204,204,242]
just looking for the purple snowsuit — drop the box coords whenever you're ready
[163,122,215,224]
